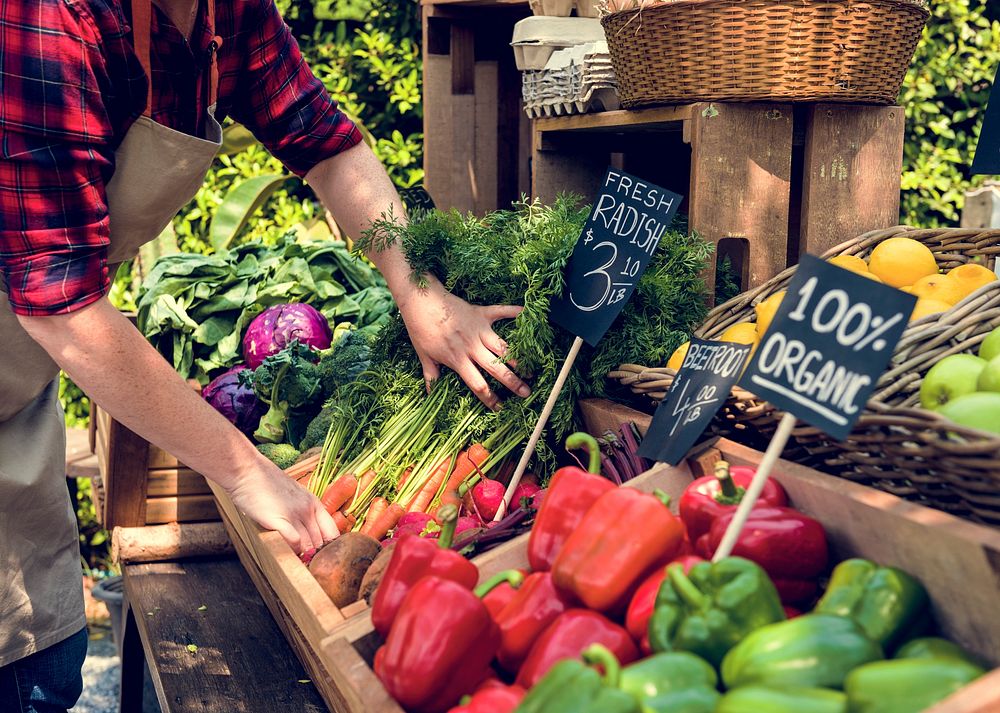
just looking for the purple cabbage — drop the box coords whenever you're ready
[242,303,333,370]
[202,366,266,436]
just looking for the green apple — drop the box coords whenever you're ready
[980,325,1000,362]
[919,354,987,410]
[938,392,1000,435]
[977,355,1000,393]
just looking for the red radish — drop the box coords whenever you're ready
[472,478,506,521]
[392,512,435,539]
[300,548,317,566]
[455,516,482,539]
[512,482,542,507]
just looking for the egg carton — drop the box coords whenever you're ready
[511,17,605,71]
[523,86,620,118]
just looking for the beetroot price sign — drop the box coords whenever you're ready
[550,168,682,346]
[738,254,916,440]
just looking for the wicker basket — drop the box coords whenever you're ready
[601,0,930,106]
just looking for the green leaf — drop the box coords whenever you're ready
[209,175,293,252]
[218,122,259,157]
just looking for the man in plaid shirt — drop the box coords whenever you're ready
[0,1,529,708]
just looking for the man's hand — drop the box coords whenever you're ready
[397,277,530,409]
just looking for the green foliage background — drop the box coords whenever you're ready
[900,0,1000,227]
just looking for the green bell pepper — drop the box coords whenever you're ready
[648,557,785,668]
[721,614,883,690]
[844,658,984,713]
[814,559,928,650]
[895,637,983,667]
[716,685,847,713]
[515,644,638,713]
[619,652,720,713]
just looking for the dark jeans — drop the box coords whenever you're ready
[0,628,87,713]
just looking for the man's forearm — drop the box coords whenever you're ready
[18,299,269,490]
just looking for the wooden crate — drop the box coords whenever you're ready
[314,434,1000,712]
[93,404,218,529]
[207,458,688,712]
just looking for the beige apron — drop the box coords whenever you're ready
[0,0,223,665]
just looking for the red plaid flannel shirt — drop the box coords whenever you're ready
[0,0,362,316]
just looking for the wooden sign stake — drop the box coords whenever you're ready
[494,336,585,521]
[711,412,796,561]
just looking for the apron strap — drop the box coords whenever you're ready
[130,0,222,116]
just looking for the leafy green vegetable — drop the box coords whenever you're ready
[256,443,303,469]
[242,342,324,444]
[317,329,374,400]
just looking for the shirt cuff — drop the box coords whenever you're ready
[279,105,365,178]
[2,249,110,316]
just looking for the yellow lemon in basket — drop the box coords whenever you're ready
[910,274,965,306]
[719,322,759,345]
[900,285,914,293]
[667,341,690,371]
[909,297,952,323]
[828,254,870,275]
[946,263,998,300]
[859,272,883,283]
[868,238,939,288]
[754,290,786,338]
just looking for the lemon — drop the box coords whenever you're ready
[667,341,690,371]
[900,285,913,293]
[828,254,870,275]
[910,274,965,306]
[946,263,998,300]
[859,272,883,283]
[909,298,951,323]
[754,290,786,337]
[868,238,938,288]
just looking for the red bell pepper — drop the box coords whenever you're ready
[374,577,500,713]
[552,488,685,613]
[625,554,704,649]
[527,433,614,572]
[477,570,526,620]
[446,679,525,713]
[515,608,639,689]
[679,460,788,542]
[695,505,828,604]
[371,504,478,637]
[496,571,576,672]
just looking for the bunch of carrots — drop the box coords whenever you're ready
[305,382,524,541]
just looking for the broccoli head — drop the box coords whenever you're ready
[317,329,373,399]
[299,406,335,451]
[241,341,323,444]
[256,443,302,470]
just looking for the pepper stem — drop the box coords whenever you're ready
[565,432,601,474]
[668,562,708,609]
[437,503,459,549]
[652,488,671,508]
[473,569,525,598]
[713,460,746,506]
[581,643,622,688]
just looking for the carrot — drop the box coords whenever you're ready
[408,456,454,513]
[365,502,406,541]
[332,510,356,533]
[359,497,390,536]
[396,467,414,495]
[320,474,358,516]
[437,444,492,511]
[345,469,376,510]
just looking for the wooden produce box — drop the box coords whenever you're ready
[314,433,1000,713]
[93,404,218,529]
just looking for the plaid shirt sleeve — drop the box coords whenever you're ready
[226,0,363,177]
[0,0,118,317]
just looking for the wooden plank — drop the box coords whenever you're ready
[578,397,652,438]
[531,127,608,205]
[535,106,695,134]
[473,61,499,215]
[928,668,1000,712]
[450,23,475,95]
[424,0,527,5]
[423,54,455,210]
[122,558,326,713]
[321,635,401,713]
[144,495,219,525]
[717,438,1000,666]
[147,446,182,470]
[688,102,794,300]
[146,468,212,497]
[799,104,904,259]
[451,94,478,212]
[102,407,151,529]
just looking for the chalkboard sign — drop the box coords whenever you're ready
[972,63,1000,176]
[738,254,916,440]
[638,339,753,465]
[550,168,683,346]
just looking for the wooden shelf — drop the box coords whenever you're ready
[534,106,697,134]
[423,0,527,6]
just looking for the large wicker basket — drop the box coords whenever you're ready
[601,0,929,106]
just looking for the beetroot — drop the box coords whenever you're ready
[472,478,506,521]
[392,512,435,539]
[512,482,542,507]
[455,516,482,537]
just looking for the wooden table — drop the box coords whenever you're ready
[120,557,326,713]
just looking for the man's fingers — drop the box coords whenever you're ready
[316,504,340,543]
[272,520,303,554]
[483,304,523,323]
[455,360,499,410]
[481,332,509,358]
[303,514,325,554]
[476,347,531,399]
[418,354,441,394]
